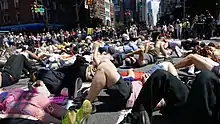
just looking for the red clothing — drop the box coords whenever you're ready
[120,71,144,81]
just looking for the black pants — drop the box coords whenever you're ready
[132,69,220,124]
[2,54,33,87]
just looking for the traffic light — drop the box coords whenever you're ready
[87,0,93,5]
[33,2,38,13]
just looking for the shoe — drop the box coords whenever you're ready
[140,111,151,124]
[174,46,183,58]
[70,87,89,110]
[116,109,132,124]
[187,66,195,75]
[154,99,166,111]
[29,72,36,82]
[62,100,92,124]
[75,100,92,124]
[73,77,83,99]
[119,111,151,124]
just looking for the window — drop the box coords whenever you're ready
[105,2,110,9]
[16,12,20,22]
[3,0,8,10]
[53,2,56,10]
[31,11,35,20]
[38,0,43,4]
[3,14,10,23]
[0,1,3,10]
[105,11,110,17]
[14,0,19,8]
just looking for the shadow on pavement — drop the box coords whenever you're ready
[152,115,171,124]
[95,95,126,113]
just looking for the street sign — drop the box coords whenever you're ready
[38,8,45,12]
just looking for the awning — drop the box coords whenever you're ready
[0,23,64,31]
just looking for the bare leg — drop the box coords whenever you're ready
[127,69,135,78]
[144,44,150,53]
[137,50,146,65]
[25,50,41,61]
[174,54,214,71]
[160,42,169,58]
[86,67,106,102]
[86,60,120,102]
[159,62,178,76]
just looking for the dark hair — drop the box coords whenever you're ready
[112,54,124,67]
[200,42,206,47]
[208,42,215,47]
[125,59,132,66]
[107,47,116,55]
[191,40,199,47]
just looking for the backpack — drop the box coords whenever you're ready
[36,69,65,95]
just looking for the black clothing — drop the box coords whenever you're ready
[1,54,33,87]
[36,56,88,96]
[132,70,220,124]
[106,77,132,109]
[211,65,220,78]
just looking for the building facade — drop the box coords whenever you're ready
[0,0,90,29]
[104,0,111,25]
[113,0,124,23]
[0,0,34,26]
[147,0,160,25]
[110,0,115,26]
[159,0,186,21]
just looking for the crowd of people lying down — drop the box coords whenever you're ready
[0,32,220,124]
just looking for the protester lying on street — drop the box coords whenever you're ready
[0,81,91,124]
[119,69,220,124]
[123,49,155,68]
[0,54,36,88]
[174,53,220,77]
[121,62,178,83]
[31,55,92,96]
[68,58,181,120]
[154,36,173,59]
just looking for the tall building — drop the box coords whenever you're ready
[113,0,124,23]
[159,0,187,21]
[147,0,160,25]
[110,0,115,26]
[104,0,111,25]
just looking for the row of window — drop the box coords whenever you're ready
[105,2,110,9]
[0,0,19,10]
[3,13,20,24]
[105,11,110,17]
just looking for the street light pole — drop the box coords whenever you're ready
[183,0,186,19]
[45,7,49,31]
[75,0,80,29]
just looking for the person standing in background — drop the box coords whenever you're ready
[175,19,182,39]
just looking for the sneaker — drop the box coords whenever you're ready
[154,99,166,111]
[174,46,183,58]
[188,65,195,75]
[116,109,132,124]
[75,100,92,124]
[29,72,36,82]
[62,100,92,124]
[119,111,151,124]
[73,77,83,99]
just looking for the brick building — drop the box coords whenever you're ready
[0,0,90,29]
[0,0,34,26]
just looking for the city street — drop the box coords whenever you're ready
[0,0,219,123]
